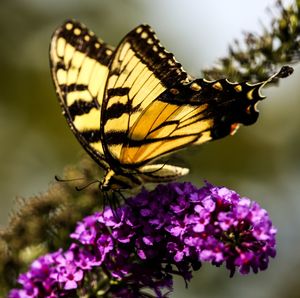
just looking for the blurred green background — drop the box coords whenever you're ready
[1,0,300,297]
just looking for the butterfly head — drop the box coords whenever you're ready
[100,169,142,192]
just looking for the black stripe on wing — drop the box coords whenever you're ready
[119,24,190,87]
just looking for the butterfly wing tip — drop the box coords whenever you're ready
[180,168,190,176]
[62,19,78,26]
[277,65,294,78]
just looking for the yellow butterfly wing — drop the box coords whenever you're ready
[101,25,205,167]
[50,20,114,169]
[101,24,283,169]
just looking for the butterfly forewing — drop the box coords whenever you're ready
[101,25,214,167]
[50,20,114,169]
[101,25,204,166]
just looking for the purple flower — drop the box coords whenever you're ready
[9,182,277,297]
[9,252,60,298]
[70,213,101,245]
[56,265,83,290]
[51,250,84,290]
[73,247,101,270]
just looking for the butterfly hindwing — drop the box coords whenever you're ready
[50,20,114,169]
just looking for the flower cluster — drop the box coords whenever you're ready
[9,182,277,297]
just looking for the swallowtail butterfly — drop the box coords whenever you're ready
[50,20,292,191]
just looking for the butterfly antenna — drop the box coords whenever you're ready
[55,175,86,182]
[75,180,101,191]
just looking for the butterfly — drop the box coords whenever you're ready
[50,20,292,191]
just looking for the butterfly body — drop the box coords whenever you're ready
[100,165,189,191]
[50,20,292,191]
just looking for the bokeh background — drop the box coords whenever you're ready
[1,0,300,297]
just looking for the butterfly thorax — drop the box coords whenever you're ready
[100,164,190,191]
[100,169,142,191]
